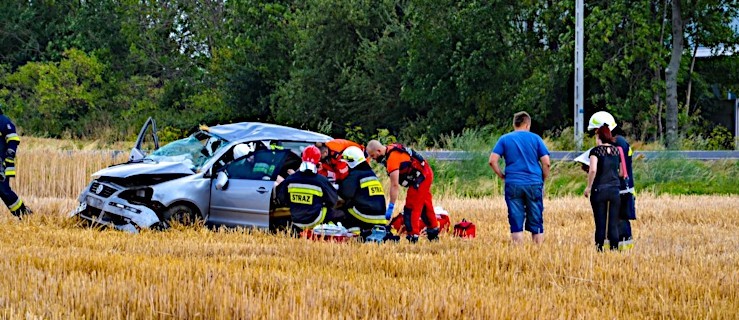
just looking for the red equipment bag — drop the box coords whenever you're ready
[453,219,476,238]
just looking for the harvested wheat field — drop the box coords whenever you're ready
[0,193,737,319]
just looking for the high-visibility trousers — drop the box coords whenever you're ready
[403,166,438,236]
[0,178,22,214]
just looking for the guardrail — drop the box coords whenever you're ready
[419,150,739,161]
[45,149,739,161]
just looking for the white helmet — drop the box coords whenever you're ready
[233,143,255,159]
[341,146,366,169]
[588,111,617,131]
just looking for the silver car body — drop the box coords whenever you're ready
[71,118,332,232]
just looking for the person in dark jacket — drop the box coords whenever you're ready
[0,104,31,218]
[336,146,387,236]
[276,145,339,231]
[584,126,624,251]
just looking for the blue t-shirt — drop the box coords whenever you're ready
[492,131,550,185]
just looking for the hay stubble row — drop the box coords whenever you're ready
[0,150,736,319]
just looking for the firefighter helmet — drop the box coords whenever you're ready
[341,146,367,169]
[341,146,366,169]
[588,111,617,131]
[233,143,254,159]
[302,145,321,165]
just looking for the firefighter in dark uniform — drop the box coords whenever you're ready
[336,146,387,237]
[276,145,339,231]
[0,104,31,217]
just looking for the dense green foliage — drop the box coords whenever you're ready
[0,0,737,147]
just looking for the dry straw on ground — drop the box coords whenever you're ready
[0,149,736,319]
[0,195,737,319]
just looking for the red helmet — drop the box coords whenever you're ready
[302,145,321,165]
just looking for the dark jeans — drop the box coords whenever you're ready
[590,186,621,251]
[504,184,544,234]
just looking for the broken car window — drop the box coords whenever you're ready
[147,135,226,171]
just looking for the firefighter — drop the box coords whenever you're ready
[336,146,387,238]
[316,139,364,182]
[366,140,439,242]
[276,145,339,231]
[0,104,31,217]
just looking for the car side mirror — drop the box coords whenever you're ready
[215,171,229,190]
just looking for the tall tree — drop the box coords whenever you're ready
[665,0,683,149]
[216,0,296,122]
[275,0,407,136]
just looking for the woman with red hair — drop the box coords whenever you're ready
[584,126,625,251]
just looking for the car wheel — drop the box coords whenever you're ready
[162,204,201,227]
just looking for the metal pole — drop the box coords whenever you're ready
[574,0,584,150]
[735,98,738,150]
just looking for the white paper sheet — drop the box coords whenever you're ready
[573,148,593,166]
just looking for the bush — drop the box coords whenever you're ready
[706,125,734,150]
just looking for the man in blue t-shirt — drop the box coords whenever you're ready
[489,111,551,244]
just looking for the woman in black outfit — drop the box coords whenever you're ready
[584,126,624,251]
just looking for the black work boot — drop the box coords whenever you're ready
[383,233,400,242]
[426,227,440,241]
[11,203,32,218]
[406,234,419,243]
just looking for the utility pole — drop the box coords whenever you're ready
[574,0,584,150]
[735,98,738,150]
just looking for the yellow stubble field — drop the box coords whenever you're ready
[0,149,736,319]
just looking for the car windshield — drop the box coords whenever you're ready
[146,134,227,171]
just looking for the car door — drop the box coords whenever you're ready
[129,117,160,162]
[208,149,290,228]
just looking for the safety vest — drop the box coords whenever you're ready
[384,143,427,188]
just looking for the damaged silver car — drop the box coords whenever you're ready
[70,118,331,232]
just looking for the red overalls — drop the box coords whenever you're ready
[385,145,439,236]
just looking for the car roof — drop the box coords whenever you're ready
[208,122,332,143]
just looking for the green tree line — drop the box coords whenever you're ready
[0,0,737,148]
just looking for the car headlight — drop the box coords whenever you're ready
[119,187,154,204]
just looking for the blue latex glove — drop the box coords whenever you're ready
[385,203,395,220]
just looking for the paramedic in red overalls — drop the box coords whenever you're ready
[316,139,364,182]
[366,140,439,242]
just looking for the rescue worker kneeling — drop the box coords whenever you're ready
[276,146,340,232]
[336,146,388,239]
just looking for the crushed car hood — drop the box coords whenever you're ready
[93,161,194,179]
